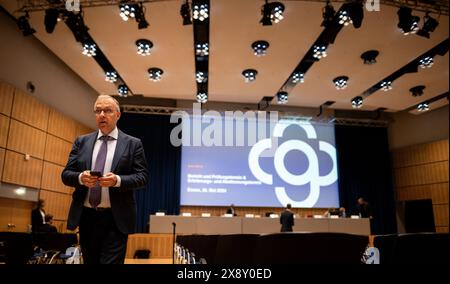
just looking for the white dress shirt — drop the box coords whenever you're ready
[80,127,121,208]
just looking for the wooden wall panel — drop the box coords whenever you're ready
[126,234,173,259]
[0,148,4,181]
[7,120,46,159]
[0,115,9,148]
[76,123,94,138]
[39,189,71,221]
[394,161,448,188]
[47,108,77,143]
[433,204,449,227]
[396,184,433,201]
[0,197,14,231]
[51,220,68,233]
[44,134,72,166]
[436,227,449,233]
[393,140,449,168]
[0,82,14,116]
[2,150,43,189]
[41,162,72,194]
[11,89,49,131]
[11,199,33,232]
[430,183,449,205]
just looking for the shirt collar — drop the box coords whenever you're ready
[97,127,118,140]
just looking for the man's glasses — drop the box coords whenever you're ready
[94,108,115,115]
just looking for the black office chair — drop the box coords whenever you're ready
[0,232,34,264]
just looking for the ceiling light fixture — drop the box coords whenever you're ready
[180,0,192,25]
[333,76,348,90]
[82,42,96,57]
[313,45,327,60]
[410,85,425,97]
[380,81,392,91]
[17,12,36,36]
[260,1,285,26]
[252,40,270,56]
[361,50,379,65]
[277,91,288,104]
[119,3,136,21]
[136,39,153,56]
[196,71,208,83]
[291,72,304,84]
[196,92,208,103]
[419,56,434,68]
[196,43,209,56]
[148,68,163,82]
[242,69,258,82]
[397,6,420,35]
[417,103,429,112]
[351,96,363,108]
[338,10,352,26]
[105,71,118,83]
[118,84,128,97]
[193,3,209,22]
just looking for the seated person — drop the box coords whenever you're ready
[39,214,58,233]
[226,204,237,216]
[338,207,347,218]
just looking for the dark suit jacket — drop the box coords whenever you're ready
[280,210,294,232]
[61,130,149,234]
[39,223,57,233]
[31,209,45,232]
[226,208,236,216]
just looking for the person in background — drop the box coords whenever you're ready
[31,199,45,232]
[356,197,372,219]
[40,214,58,233]
[62,95,149,264]
[338,207,347,218]
[226,204,237,216]
[280,203,294,232]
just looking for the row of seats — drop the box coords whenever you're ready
[0,232,78,264]
[373,233,449,264]
[176,232,369,264]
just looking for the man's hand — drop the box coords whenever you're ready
[98,172,118,187]
[80,171,99,188]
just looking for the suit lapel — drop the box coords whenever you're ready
[111,130,127,172]
[86,132,98,170]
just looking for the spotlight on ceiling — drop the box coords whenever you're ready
[180,0,192,25]
[193,2,209,22]
[380,81,392,91]
[148,68,163,82]
[277,91,288,104]
[397,6,420,35]
[136,39,153,56]
[417,102,430,112]
[195,43,209,56]
[82,42,96,57]
[410,85,425,97]
[260,1,285,26]
[118,84,128,97]
[338,10,352,26]
[321,1,335,28]
[242,69,258,83]
[351,96,363,109]
[17,12,36,36]
[196,71,208,83]
[361,50,379,65]
[333,76,348,90]
[119,2,136,21]
[417,13,439,38]
[291,72,304,84]
[252,40,270,56]
[419,56,434,68]
[105,71,118,83]
[196,92,208,103]
[313,45,327,60]
[44,9,59,34]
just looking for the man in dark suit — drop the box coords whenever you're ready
[62,95,149,264]
[280,203,294,232]
[31,199,45,232]
[226,204,237,216]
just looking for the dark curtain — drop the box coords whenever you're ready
[335,125,397,235]
[118,113,181,233]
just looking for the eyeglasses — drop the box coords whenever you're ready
[94,108,115,115]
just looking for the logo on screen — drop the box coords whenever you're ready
[248,120,337,207]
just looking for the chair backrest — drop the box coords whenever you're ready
[214,234,259,264]
[0,232,34,264]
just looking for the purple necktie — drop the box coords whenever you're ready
[89,136,111,208]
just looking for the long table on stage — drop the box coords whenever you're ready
[149,215,370,236]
